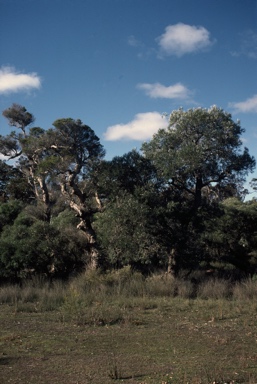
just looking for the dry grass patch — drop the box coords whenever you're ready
[1,273,257,383]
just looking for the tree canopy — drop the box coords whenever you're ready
[142,106,255,209]
[0,104,256,281]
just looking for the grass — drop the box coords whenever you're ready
[0,269,257,383]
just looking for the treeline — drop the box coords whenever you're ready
[0,104,257,281]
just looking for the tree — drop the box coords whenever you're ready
[95,191,168,271]
[1,104,35,160]
[97,149,158,198]
[142,106,255,210]
[0,199,24,233]
[202,198,257,276]
[48,118,105,269]
[95,150,170,271]
[1,106,106,271]
[141,106,256,274]
[2,103,35,136]
[0,208,89,280]
[0,160,35,202]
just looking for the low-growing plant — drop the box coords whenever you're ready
[38,281,66,311]
[175,278,196,299]
[1,272,257,383]
[0,284,21,304]
[107,352,124,380]
[197,278,232,300]
[144,273,176,297]
[232,278,257,301]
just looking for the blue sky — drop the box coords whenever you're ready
[0,0,257,194]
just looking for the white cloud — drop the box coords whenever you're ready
[229,95,257,113]
[157,23,214,57]
[137,82,191,99]
[0,66,41,94]
[104,112,167,141]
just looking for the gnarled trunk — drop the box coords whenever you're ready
[66,196,100,270]
[76,213,99,270]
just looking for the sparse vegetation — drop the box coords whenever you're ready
[1,270,257,383]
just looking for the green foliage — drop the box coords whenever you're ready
[0,209,89,279]
[0,161,34,202]
[98,149,158,197]
[95,192,167,270]
[142,106,255,207]
[1,105,257,278]
[52,117,105,165]
[140,107,256,274]
[203,198,257,274]
[0,199,24,232]
[2,103,35,132]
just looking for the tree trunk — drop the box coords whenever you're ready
[77,216,99,270]
[37,176,51,221]
[167,247,177,277]
[69,200,99,269]
[60,172,101,270]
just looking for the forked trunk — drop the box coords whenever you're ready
[69,200,99,269]
[77,216,99,269]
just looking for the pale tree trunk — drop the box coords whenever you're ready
[167,247,177,277]
[76,214,99,270]
[37,175,51,221]
[64,192,100,270]
[28,163,51,221]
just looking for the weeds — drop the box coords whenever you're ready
[197,279,232,300]
[2,269,257,313]
[232,278,257,301]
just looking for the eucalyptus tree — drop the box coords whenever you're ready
[1,105,55,218]
[95,150,169,271]
[46,118,105,268]
[1,105,105,270]
[142,106,255,210]
[2,103,35,136]
[142,106,256,273]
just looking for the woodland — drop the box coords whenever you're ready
[0,103,257,282]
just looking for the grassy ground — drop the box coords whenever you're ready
[0,270,257,383]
